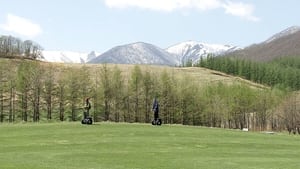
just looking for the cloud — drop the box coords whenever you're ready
[222,1,260,22]
[104,0,260,22]
[105,0,222,11]
[0,14,42,37]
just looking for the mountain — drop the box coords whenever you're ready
[225,26,300,61]
[41,26,300,64]
[88,42,179,66]
[264,26,300,44]
[166,41,240,65]
[41,51,99,63]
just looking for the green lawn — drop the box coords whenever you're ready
[0,122,299,169]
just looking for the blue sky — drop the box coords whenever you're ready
[0,0,299,53]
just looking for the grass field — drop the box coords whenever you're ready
[1,122,300,169]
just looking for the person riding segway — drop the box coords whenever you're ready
[81,97,93,125]
[152,97,162,125]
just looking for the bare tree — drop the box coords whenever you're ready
[278,93,300,134]
[43,64,56,120]
[100,64,112,121]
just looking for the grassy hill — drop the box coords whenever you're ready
[67,62,267,89]
[0,122,300,169]
[2,58,266,89]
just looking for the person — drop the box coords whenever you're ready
[84,97,91,119]
[152,97,159,121]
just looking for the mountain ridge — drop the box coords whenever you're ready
[224,26,300,61]
[87,41,239,65]
[39,25,300,64]
[264,26,300,44]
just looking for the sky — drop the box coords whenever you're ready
[0,0,299,53]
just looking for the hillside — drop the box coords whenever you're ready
[0,57,266,88]
[225,26,300,61]
[64,62,267,89]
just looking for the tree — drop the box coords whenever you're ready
[179,76,197,125]
[100,64,112,121]
[23,40,43,59]
[30,62,43,122]
[16,61,32,121]
[91,67,101,122]
[159,70,175,124]
[130,65,143,122]
[203,83,228,127]
[278,93,300,134]
[65,67,82,121]
[111,66,124,122]
[43,64,56,120]
[0,60,9,122]
[142,70,154,123]
[57,67,68,121]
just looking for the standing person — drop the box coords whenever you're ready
[84,97,91,119]
[152,97,159,121]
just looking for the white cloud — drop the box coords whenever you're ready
[104,0,260,22]
[0,14,42,37]
[222,1,260,22]
[105,0,222,12]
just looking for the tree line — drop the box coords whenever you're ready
[0,35,43,60]
[197,55,300,91]
[1,59,298,132]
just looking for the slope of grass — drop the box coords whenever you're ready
[0,123,299,169]
[79,63,267,89]
[2,58,266,90]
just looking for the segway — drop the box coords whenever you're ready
[81,111,93,125]
[152,118,162,125]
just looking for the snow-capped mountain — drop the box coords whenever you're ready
[264,26,300,44]
[41,51,100,63]
[88,42,179,66]
[166,41,240,65]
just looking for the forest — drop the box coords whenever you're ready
[198,55,300,91]
[0,58,298,132]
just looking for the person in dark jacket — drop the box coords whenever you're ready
[152,97,159,121]
[84,97,91,118]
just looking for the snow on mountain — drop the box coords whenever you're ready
[88,42,179,66]
[166,41,240,65]
[264,26,300,44]
[41,51,100,63]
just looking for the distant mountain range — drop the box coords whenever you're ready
[41,26,300,65]
[42,41,239,65]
